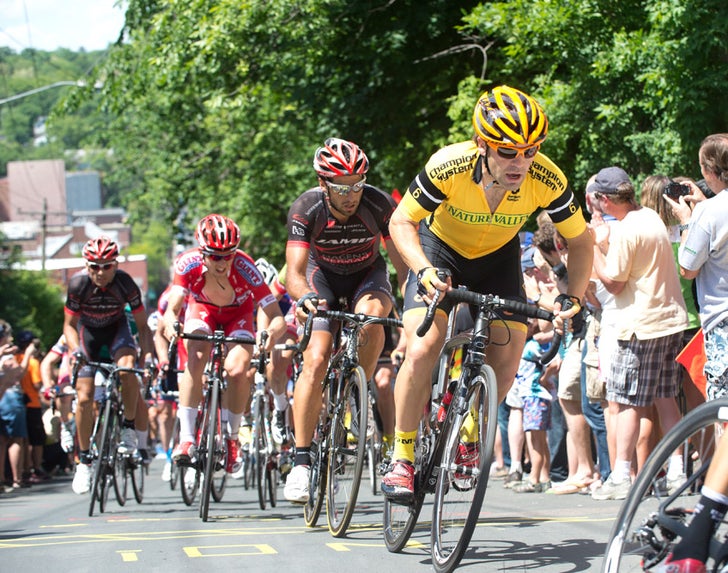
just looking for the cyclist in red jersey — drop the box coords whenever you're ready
[283,138,407,503]
[163,214,286,475]
[64,236,155,495]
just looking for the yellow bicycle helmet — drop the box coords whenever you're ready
[472,85,548,147]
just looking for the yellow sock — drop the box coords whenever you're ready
[392,429,417,464]
[459,406,480,443]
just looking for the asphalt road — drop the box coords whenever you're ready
[0,458,622,573]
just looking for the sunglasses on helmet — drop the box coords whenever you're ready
[487,141,540,160]
[326,176,366,196]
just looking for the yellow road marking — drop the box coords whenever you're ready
[117,550,141,562]
[184,544,276,557]
[327,540,425,552]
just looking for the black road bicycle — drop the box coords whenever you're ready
[382,287,560,572]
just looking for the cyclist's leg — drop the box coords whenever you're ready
[116,350,140,453]
[173,333,210,461]
[285,330,331,502]
[269,329,296,443]
[352,290,391,380]
[224,341,254,473]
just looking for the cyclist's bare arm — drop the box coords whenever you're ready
[383,236,409,297]
[63,309,82,358]
[285,243,316,318]
[256,301,286,351]
[162,289,187,340]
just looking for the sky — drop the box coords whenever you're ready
[1,0,126,52]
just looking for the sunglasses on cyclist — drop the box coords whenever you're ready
[326,176,366,196]
[88,262,116,271]
[487,142,540,160]
[204,252,235,262]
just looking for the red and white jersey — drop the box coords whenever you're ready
[170,248,276,313]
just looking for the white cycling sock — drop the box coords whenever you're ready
[227,411,243,437]
[136,429,148,449]
[273,392,288,411]
[667,455,684,480]
[178,406,197,443]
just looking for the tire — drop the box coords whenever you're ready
[169,418,180,491]
[89,399,114,517]
[113,450,127,507]
[326,366,368,537]
[211,470,227,503]
[431,365,498,573]
[255,395,269,510]
[200,377,220,522]
[268,457,279,508]
[180,465,199,506]
[131,454,144,504]
[303,429,326,528]
[383,420,427,553]
[242,447,253,490]
[602,398,728,573]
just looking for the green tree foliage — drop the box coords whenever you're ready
[459,0,728,193]
[78,0,482,266]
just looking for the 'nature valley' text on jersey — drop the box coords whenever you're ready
[399,140,586,259]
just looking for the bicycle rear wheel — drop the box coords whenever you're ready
[180,465,199,505]
[603,398,728,573]
[326,366,368,537]
[431,365,498,573]
[211,469,227,502]
[200,378,220,522]
[383,419,428,553]
[304,428,326,527]
[89,399,115,517]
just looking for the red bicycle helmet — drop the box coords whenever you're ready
[82,236,119,261]
[196,214,241,253]
[313,138,369,179]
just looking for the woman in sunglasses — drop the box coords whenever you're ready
[382,85,594,501]
[63,235,155,495]
[162,214,286,476]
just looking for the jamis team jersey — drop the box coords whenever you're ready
[287,186,396,274]
[65,269,145,328]
[399,140,587,259]
[170,249,276,311]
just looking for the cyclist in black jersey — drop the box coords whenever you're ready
[381,86,594,501]
[283,137,407,503]
[63,236,154,495]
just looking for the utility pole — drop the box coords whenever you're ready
[18,201,73,271]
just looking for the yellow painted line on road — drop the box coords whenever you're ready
[117,550,141,562]
[327,540,424,552]
[183,544,276,557]
[39,523,88,529]
[0,526,312,549]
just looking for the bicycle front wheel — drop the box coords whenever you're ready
[131,454,144,504]
[255,395,269,510]
[603,398,728,573]
[169,417,180,491]
[200,378,220,522]
[431,364,498,573]
[90,399,115,517]
[326,365,368,537]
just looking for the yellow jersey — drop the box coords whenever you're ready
[398,140,586,259]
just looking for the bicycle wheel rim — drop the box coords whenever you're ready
[603,398,728,573]
[326,366,368,537]
[431,367,497,573]
[200,379,219,522]
[113,451,127,507]
[268,459,278,508]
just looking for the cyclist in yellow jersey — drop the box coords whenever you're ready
[381,85,594,501]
